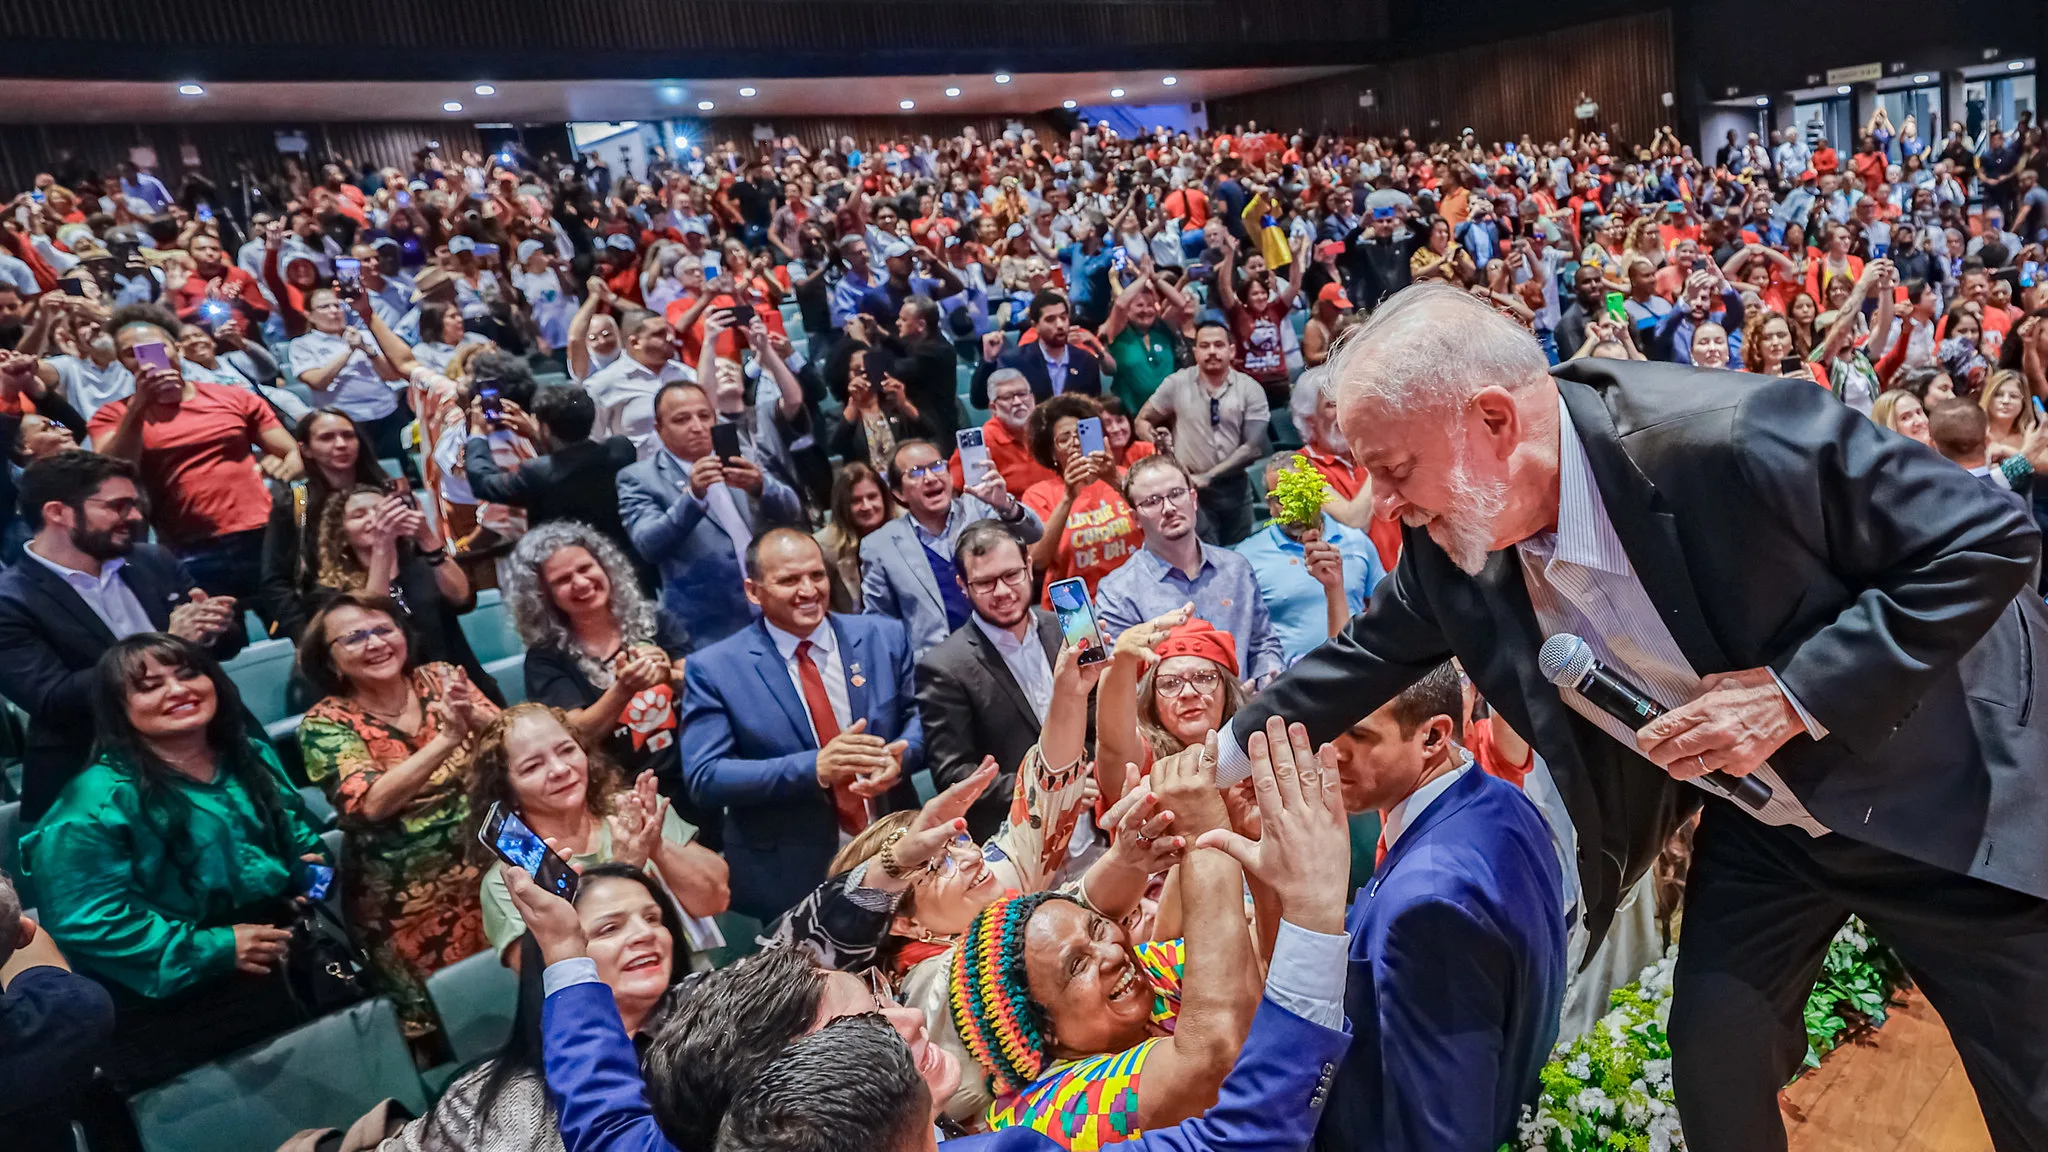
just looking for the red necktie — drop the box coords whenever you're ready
[796,640,870,835]
[1374,831,1390,872]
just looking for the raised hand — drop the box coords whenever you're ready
[1192,717,1350,933]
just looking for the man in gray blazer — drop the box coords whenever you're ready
[619,379,802,652]
[860,438,1042,657]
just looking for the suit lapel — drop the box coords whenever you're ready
[1367,766,1488,897]
[19,556,117,644]
[1557,378,1731,673]
[963,618,1037,733]
[747,623,816,750]
[120,556,177,630]
[836,617,873,726]
[892,527,947,615]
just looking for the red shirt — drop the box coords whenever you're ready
[1466,717,1531,789]
[88,382,281,548]
[947,416,1056,495]
[664,287,788,365]
[1021,475,1145,602]
[168,266,271,327]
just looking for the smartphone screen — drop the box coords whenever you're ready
[725,303,755,329]
[334,256,362,293]
[300,862,335,903]
[2026,261,2041,288]
[396,190,412,207]
[132,341,175,373]
[478,384,503,420]
[1604,291,1627,324]
[476,242,500,259]
[1075,416,1105,458]
[62,279,87,298]
[1047,577,1109,666]
[711,422,742,463]
[478,803,579,900]
[955,427,992,485]
[196,204,214,222]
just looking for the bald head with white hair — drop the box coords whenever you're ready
[1326,283,1564,575]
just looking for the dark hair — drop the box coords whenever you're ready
[1896,368,1946,403]
[884,438,942,491]
[1121,451,1192,505]
[652,379,709,422]
[468,348,539,409]
[1927,397,1989,459]
[533,386,596,443]
[90,634,297,901]
[642,946,828,1151]
[107,301,182,343]
[901,294,941,338]
[1998,307,2048,373]
[417,301,460,346]
[1386,661,1465,742]
[951,518,1027,575]
[1097,395,1136,421]
[620,308,665,339]
[291,409,390,585]
[742,525,825,581]
[1194,318,1233,343]
[1026,392,1102,470]
[828,461,896,541]
[714,1015,928,1152]
[1027,290,1067,324]
[295,592,418,698]
[22,451,137,539]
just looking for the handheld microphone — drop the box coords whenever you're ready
[1538,633,1774,812]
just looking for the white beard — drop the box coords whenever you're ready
[1421,451,1510,576]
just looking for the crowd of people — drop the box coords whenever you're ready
[2,100,2047,1152]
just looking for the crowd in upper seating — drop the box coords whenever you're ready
[0,103,2044,1151]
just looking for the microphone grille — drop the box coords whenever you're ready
[1538,633,1595,686]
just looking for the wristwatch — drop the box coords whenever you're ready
[421,545,450,565]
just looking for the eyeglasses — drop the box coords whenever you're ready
[965,567,1031,596]
[330,624,400,652]
[1155,669,1224,698]
[901,461,947,484]
[83,495,143,517]
[1132,485,1193,515]
[1209,396,1223,428]
[861,965,902,1011]
[919,835,986,879]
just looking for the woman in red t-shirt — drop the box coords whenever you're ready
[1216,232,1308,405]
[1020,394,1145,603]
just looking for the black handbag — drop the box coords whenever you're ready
[285,899,373,1015]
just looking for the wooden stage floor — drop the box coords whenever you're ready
[1782,990,1993,1151]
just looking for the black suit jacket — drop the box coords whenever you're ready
[1236,359,2048,948]
[465,435,640,557]
[914,609,1064,840]
[0,543,248,818]
[969,344,1104,409]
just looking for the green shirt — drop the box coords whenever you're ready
[20,741,327,999]
[1108,323,1178,413]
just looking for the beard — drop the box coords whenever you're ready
[1411,449,1509,577]
[73,521,137,562]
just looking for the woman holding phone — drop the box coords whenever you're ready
[465,702,728,965]
[1019,394,1143,600]
[297,593,501,1048]
[829,344,933,469]
[258,408,390,644]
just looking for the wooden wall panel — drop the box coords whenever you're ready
[1206,11,1675,148]
[0,121,486,200]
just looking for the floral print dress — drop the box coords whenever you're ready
[299,662,500,1039]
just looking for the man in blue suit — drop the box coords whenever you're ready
[1314,663,1568,1151]
[618,379,803,653]
[680,526,924,922]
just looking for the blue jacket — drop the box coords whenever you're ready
[1317,767,1568,1152]
[678,615,924,921]
[616,450,803,654]
[541,981,1351,1152]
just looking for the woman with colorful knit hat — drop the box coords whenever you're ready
[828,633,1188,1125]
[946,736,1262,1149]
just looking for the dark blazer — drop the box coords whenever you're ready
[1318,767,1566,1152]
[914,609,1063,840]
[463,434,642,570]
[969,342,1104,409]
[1235,359,2048,948]
[678,614,924,921]
[0,543,248,818]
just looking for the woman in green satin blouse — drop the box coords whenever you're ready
[20,632,330,1092]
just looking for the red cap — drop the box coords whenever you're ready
[1317,281,1354,308]
[1800,169,1819,182]
[1154,617,1239,676]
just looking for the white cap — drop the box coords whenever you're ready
[447,235,477,254]
[516,238,546,263]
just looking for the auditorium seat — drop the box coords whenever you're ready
[224,640,298,729]
[419,949,521,1095]
[485,654,527,705]
[460,590,524,665]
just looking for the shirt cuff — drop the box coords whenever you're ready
[1768,668,1830,741]
[1214,718,1252,787]
[542,956,601,997]
[1263,920,1348,1030]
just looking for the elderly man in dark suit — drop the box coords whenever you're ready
[913,521,1065,839]
[0,452,244,818]
[1221,282,2048,1151]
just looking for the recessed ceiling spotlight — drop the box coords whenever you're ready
[945,87,961,97]
[2010,59,2028,71]
[473,84,496,96]
[698,100,715,111]
[178,82,206,96]
[1063,99,1078,109]
[1754,96,1770,106]
[994,74,1012,84]
[900,99,916,110]
[1162,76,1178,86]
[443,101,463,113]
[1109,88,1125,98]
[1914,74,1931,83]
[1836,84,1852,94]
[739,87,757,97]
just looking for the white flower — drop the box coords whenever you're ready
[1572,1087,1616,1118]
[1648,1111,1684,1152]
[1565,1053,1592,1080]
[1623,1100,1651,1127]
[1643,1058,1672,1087]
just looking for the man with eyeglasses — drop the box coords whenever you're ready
[0,451,244,819]
[1097,454,1284,685]
[914,521,1066,838]
[944,368,1057,496]
[1133,320,1269,546]
[862,439,1043,657]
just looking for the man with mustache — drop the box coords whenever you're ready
[1220,281,2048,1152]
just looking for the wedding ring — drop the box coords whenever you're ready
[1135,832,1154,843]
[1695,755,1708,774]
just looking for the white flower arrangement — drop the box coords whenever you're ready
[1507,919,1902,1152]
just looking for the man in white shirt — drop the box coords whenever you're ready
[584,312,694,459]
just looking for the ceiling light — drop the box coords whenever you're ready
[1063,99,1078,110]
[1836,84,1852,94]
[473,83,496,96]
[177,82,205,97]
[1162,76,1178,87]
[1109,88,1125,98]
[945,87,961,98]
[2011,60,2028,71]
[899,99,916,110]
[994,74,1012,85]
[659,85,684,104]
[697,100,715,111]
[739,87,757,97]
[1754,96,1770,106]
[1914,74,1931,84]
[674,136,688,150]
[443,101,463,113]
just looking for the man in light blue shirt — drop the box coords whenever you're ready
[828,235,882,330]
[1233,460,1384,665]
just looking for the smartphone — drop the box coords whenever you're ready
[300,862,335,903]
[28,188,43,203]
[477,802,580,901]
[334,256,362,294]
[710,421,742,463]
[1075,416,1105,458]
[396,190,412,208]
[199,299,232,329]
[196,203,214,222]
[478,383,503,421]
[1047,577,1109,666]
[1780,355,1803,374]
[2034,397,2047,422]
[724,302,755,329]
[955,427,993,486]
[2026,261,2040,288]
[132,341,175,373]
[62,279,87,298]
[1110,246,1129,274]
[476,242,500,259]
[388,474,418,508]
[1603,291,1627,324]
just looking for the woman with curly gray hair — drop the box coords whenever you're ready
[503,520,719,847]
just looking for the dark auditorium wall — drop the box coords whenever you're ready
[0,122,488,200]
[1205,11,1677,147]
